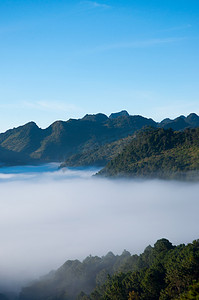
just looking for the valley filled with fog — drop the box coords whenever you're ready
[0,164,198,293]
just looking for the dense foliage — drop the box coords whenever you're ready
[19,239,199,300]
[60,113,199,168]
[0,112,156,165]
[60,135,135,167]
[99,127,199,179]
[0,112,199,167]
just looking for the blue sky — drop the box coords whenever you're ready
[0,0,198,131]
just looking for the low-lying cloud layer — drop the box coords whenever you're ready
[0,165,198,293]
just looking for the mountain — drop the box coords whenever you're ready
[19,239,199,300]
[98,127,199,179]
[109,110,129,119]
[0,111,199,167]
[0,112,156,166]
[60,135,135,167]
[0,144,32,166]
[158,113,199,130]
[0,122,45,159]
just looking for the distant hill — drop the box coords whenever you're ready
[19,239,199,300]
[159,113,199,130]
[98,127,199,179]
[60,135,136,167]
[0,112,199,167]
[0,112,155,166]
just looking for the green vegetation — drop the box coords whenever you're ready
[0,112,156,166]
[98,127,199,179]
[60,135,135,167]
[0,112,199,167]
[19,239,199,300]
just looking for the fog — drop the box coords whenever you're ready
[0,164,198,293]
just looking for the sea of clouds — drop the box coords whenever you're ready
[0,164,198,293]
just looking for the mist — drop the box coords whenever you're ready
[0,164,198,294]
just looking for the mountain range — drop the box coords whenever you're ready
[98,127,199,179]
[0,111,199,167]
[18,238,199,300]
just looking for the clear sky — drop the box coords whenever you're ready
[0,0,198,132]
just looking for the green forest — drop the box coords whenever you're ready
[0,112,199,168]
[19,239,199,300]
[98,127,199,179]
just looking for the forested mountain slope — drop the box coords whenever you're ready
[19,239,199,300]
[0,112,199,166]
[0,112,155,165]
[98,127,199,179]
[60,135,135,167]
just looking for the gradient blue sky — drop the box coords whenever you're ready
[0,0,198,131]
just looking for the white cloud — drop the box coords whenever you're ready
[0,101,82,114]
[80,1,111,10]
[23,100,81,113]
[0,165,198,293]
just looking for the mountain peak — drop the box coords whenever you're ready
[23,121,38,129]
[109,110,129,119]
[82,113,108,122]
[186,113,199,127]
[187,113,198,118]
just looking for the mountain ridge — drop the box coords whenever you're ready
[98,127,199,179]
[0,111,199,167]
[18,238,199,300]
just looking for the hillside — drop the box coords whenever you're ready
[0,112,199,167]
[60,135,136,167]
[0,111,155,166]
[19,239,199,300]
[98,127,199,179]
